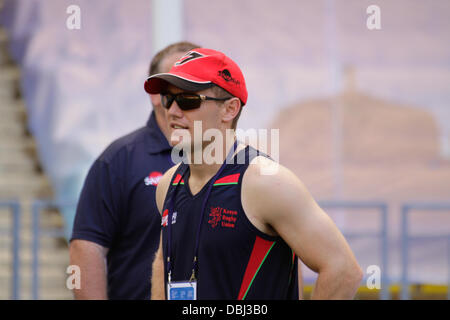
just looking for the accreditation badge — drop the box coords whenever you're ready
[167,280,197,300]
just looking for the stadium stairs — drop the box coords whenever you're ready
[0,26,72,300]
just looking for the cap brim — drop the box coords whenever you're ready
[144,73,214,94]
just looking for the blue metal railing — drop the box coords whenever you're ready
[0,200,21,300]
[314,200,390,299]
[28,199,390,299]
[0,198,445,300]
[31,199,75,300]
[401,202,450,300]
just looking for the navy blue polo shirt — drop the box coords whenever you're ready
[71,111,173,300]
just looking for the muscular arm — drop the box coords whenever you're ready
[242,158,363,299]
[69,239,109,299]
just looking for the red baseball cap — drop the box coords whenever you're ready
[144,48,248,105]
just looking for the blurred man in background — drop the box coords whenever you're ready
[69,41,200,300]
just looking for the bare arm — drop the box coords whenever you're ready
[151,234,165,299]
[69,239,109,300]
[243,158,363,299]
[298,261,303,300]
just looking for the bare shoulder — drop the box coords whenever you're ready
[156,163,181,214]
[241,156,313,228]
[243,156,307,196]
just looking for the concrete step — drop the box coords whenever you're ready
[0,96,26,107]
[0,65,20,98]
[0,170,39,184]
[0,64,20,83]
[0,192,54,203]
[0,277,73,291]
[0,138,37,163]
[0,135,35,150]
[0,28,12,66]
[0,250,69,267]
[0,110,27,130]
[0,121,27,138]
[0,288,73,300]
[0,100,27,123]
[0,278,73,292]
[1,257,70,272]
[0,127,37,152]
[0,240,71,301]
[0,175,49,188]
[0,82,19,100]
[0,162,38,176]
[0,146,36,163]
[0,212,65,230]
[0,27,7,45]
[0,114,27,129]
[0,247,72,300]
[0,273,74,300]
[0,234,67,250]
[0,176,53,199]
[1,210,66,232]
[0,231,71,301]
[0,163,38,178]
[0,150,38,173]
[0,102,25,118]
[0,189,52,200]
[0,85,18,100]
[0,235,68,251]
[0,26,72,301]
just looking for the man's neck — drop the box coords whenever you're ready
[188,130,237,182]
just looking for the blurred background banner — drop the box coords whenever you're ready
[0,0,449,299]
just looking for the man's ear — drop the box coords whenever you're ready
[222,97,241,126]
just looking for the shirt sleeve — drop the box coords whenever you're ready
[70,158,123,248]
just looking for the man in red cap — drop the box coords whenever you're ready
[148,48,362,300]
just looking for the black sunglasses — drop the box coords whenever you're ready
[160,92,230,111]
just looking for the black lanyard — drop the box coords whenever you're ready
[166,140,239,283]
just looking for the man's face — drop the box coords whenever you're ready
[150,51,194,141]
[164,84,224,149]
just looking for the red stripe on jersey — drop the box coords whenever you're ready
[237,237,276,300]
[213,173,240,185]
[172,174,185,185]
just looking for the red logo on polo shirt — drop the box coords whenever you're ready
[144,171,162,186]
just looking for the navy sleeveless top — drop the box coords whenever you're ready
[161,145,298,300]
